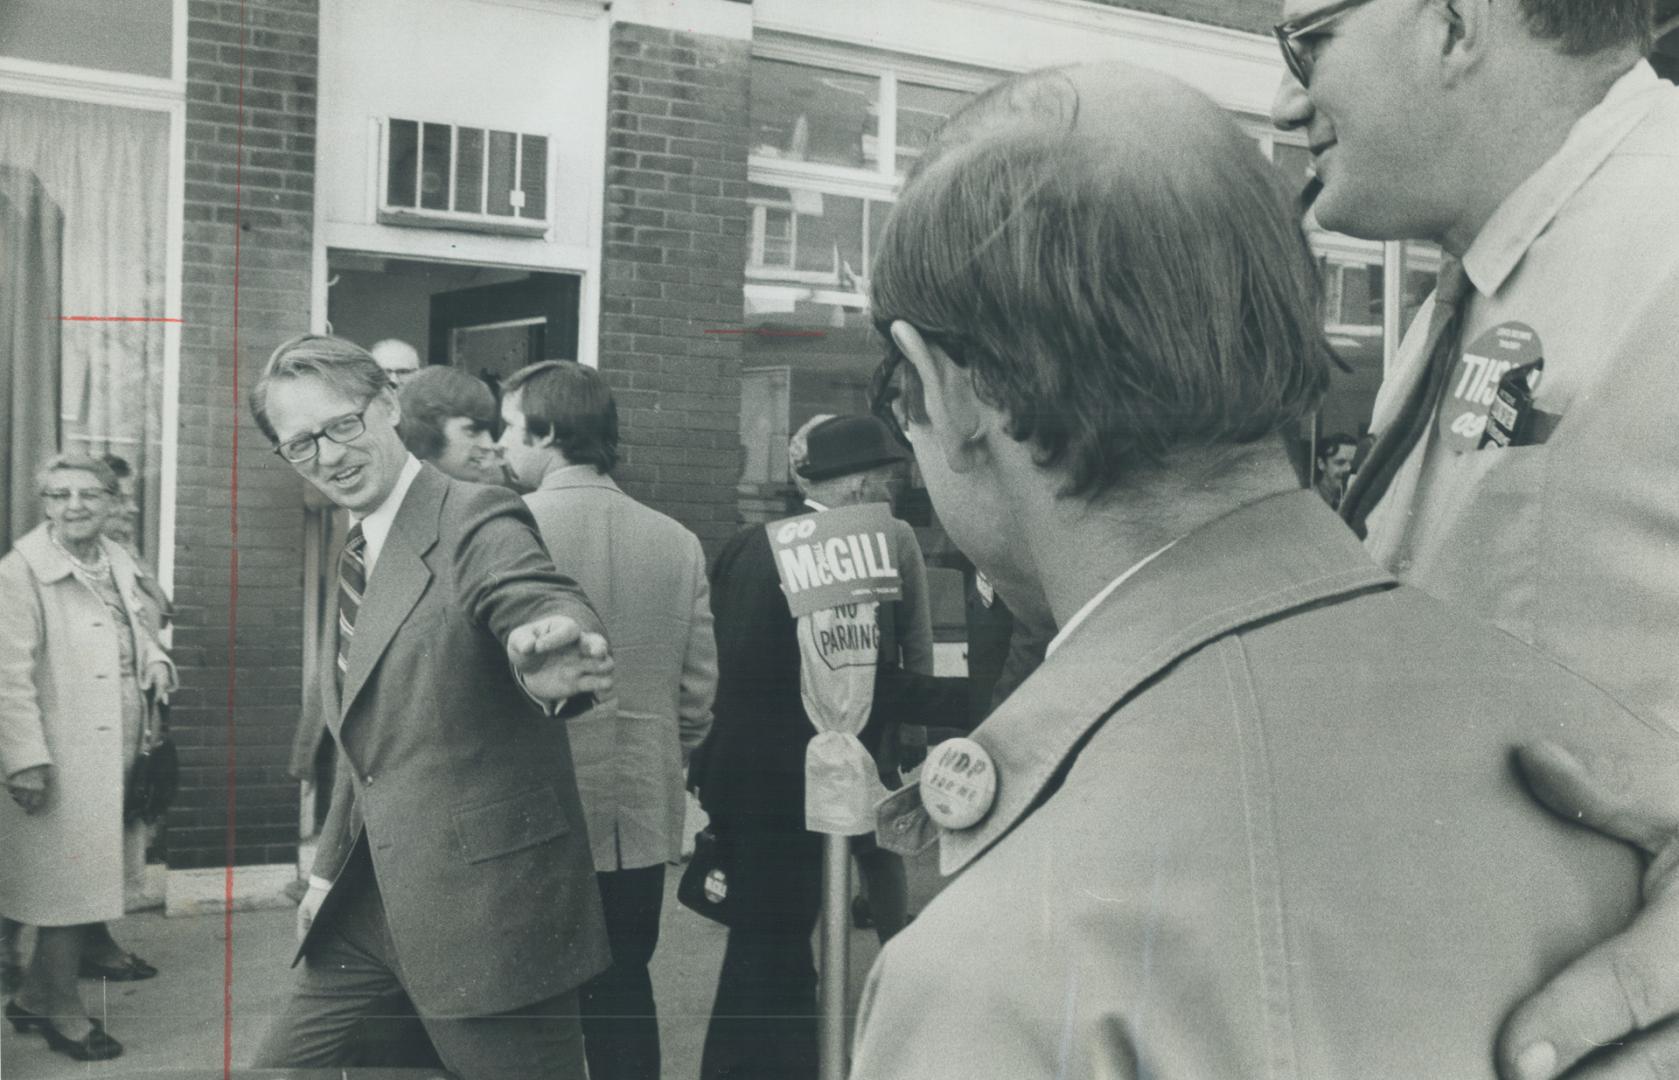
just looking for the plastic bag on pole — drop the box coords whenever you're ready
[800,603,888,834]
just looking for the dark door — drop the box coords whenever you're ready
[428,272,580,387]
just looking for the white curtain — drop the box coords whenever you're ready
[0,92,169,558]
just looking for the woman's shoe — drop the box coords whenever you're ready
[6,1000,48,1033]
[79,951,158,981]
[35,1014,123,1061]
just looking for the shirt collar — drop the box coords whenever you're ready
[1462,61,1664,297]
[538,463,617,492]
[1043,539,1179,658]
[355,455,422,571]
[804,499,829,512]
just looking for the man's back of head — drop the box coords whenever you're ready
[873,63,1332,505]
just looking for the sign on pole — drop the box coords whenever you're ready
[766,502,903,1078]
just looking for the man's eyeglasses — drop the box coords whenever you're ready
[869,340,924,448]
[274,409,369,464]
[41,488,112,506]
[1274,0,1378,87]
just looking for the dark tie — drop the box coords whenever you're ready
[335,524,367,699]
[1339,259,1472,538]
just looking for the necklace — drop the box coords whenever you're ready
[49,529,110,579]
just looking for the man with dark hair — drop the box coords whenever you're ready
[247,333,614,1079]
[395,365,504,484]
[1274,5,1679,1075]
[499,360,717,1080]
[1312,432,1358,509]
[850,61,1672,1079]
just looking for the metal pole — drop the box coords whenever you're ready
[819,832,851,1080]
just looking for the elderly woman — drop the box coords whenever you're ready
[849,63,1670,1079]
[0,452,176,1061]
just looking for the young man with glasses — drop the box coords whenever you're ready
[1272,3,1679,1078]
[247,333,615,1079]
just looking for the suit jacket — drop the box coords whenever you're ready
[858,490,1668,1079]
[697,514,955,830]
[522,465,717,871]
[1362,63,1679,731]
[304,465,610,1016]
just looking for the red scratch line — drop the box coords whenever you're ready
[224,3,247,1078]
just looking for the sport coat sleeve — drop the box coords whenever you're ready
[453,485,605,667]
[676,533,717,761]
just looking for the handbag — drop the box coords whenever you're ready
[124,700,178,825]
[677,826,738,927]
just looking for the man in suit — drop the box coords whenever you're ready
[853,61,1674,1078]
[498,359,717,1080]
[247,334,614,1080]
[1271,3,1679,1073]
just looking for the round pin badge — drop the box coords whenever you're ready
[1437,321,1544,453]
[920,737,997,830]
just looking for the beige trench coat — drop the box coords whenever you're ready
[0,524,173,926]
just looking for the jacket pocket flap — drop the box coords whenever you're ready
[451,784,570,864]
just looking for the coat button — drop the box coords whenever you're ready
[920,737,997,831]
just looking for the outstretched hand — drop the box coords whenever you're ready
[1497,739,1679,1080]
[507,615,614,706]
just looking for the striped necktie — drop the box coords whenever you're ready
[1339,258,1472,538]
[335,523,367,698]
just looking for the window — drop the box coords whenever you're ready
[895,82,969,177]
[0,0,173,80]
[752,59,881,171]
[1,91,172,557]
[382,118,550,236]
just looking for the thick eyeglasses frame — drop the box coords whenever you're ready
[274,408,370,464]
[1274,0,1379,86]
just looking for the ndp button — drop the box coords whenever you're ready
[920,737,996,830]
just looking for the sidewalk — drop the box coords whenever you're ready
[2,851,944,1078]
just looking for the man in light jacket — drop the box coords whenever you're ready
[499,360,717,1080]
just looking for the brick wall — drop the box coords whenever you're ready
[170,0,318,871]
[597,22,752,556]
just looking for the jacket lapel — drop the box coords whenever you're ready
[932,490,1395,876]
[338,467,443,721]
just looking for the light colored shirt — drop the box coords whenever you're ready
[352,455,422,578]
[1364,61,1679,728]
[1044,540,1178,658]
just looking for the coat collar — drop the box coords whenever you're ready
[13,522,141,593]
[336,464,444,721]
[878,490,1395,876]
[536,464,620,495]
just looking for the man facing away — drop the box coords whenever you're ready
[1273,3,1679,1074]
[695,414,934,1080]
[498,359,718,1080]
[248,334,614,1080]
[851,60,1673,1079]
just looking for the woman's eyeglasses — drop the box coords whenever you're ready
[40,488,112,506]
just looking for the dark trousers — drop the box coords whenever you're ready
[578,863,666,1080]
[252,846,586,1080]
[699,827,824,1080]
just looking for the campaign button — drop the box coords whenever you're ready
[920,737,997,831]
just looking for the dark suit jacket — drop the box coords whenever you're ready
[304,464,610,1016]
